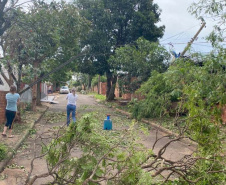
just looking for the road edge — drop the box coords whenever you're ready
[115,108,197,147]
[0,106,49,173]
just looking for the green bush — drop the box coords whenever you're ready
[72,80,81,87]
[0,144,7,161]
[94,93,105,101]
[131,71,174,119]
[130,52,226,184]
[76,86,82,92]
[91,75,107,87]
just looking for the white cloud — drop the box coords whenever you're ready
[155,0,216,54]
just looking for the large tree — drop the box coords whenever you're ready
[109,38,170,94]
[0,1,30,90]
[0,0,19,36]
[76,0,165,100]
[12,1,61,110]
[45,1,90,92]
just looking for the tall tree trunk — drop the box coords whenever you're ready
[53,82,56,92]
[88,74,92,90]
[106,73,117,101]
[17,63,23,93]
[36,81,41,106]
[32,61,38,111]
[106,71,112,100]
[36,73,44,106]
[17,41,23,93]
[15,63,23,124]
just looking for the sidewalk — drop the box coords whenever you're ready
[115,108,197,147]
[0,105,49,174]
[40,95,55,102]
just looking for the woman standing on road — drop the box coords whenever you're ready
[66,88,78,126]
[2,85,20,138]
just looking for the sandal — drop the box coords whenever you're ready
[8,135,14,138]
[2,133,7,137]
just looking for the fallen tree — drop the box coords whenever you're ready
[25,113,225,185]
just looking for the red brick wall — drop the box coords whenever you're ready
[122,93,132,100]
[0,91,7,124]
[100,82,107,95]
[93,86,98,93]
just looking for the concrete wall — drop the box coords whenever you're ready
[0,68,10,91]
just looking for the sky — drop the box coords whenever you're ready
[17,0,217,56]
[155,0,215,55]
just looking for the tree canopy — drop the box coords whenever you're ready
[109,38,170,93]
[76,0,165,100]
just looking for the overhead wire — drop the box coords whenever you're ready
[160,24,200,42]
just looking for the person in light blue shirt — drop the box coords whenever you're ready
[2,85,20,138]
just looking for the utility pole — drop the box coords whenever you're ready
[180,20,206,57]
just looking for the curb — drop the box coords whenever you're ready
[0,106,49,173]
[115,108,197,147]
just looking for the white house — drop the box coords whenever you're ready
[0,67,10,91]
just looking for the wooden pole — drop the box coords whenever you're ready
[180,21,206,57]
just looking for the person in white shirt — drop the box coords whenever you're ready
[66,88,78,126]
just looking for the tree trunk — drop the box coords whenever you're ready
[1,70,13,86]
[107,74,117,101]
[16,62,23,93]
[17,41,23,93]
[36,73,44,106]
[32,61,38,111]
[32,84,37,111]
[88,74,92,90]
[53,82,56,92]
[106,72,112,100]
[36,81,41,106]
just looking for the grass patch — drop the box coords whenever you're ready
[0,143,8,161]
[88,92,106,101]
[44,111,66,124]
[12,123,30,134]
[94,94,106,101]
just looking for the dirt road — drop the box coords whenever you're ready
[0,94,196,185]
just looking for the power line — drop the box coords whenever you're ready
[192,43,213,48]
[162,41,226,45]
[160,24,200,42]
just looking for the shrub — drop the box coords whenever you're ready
[76,86,82,92]
[91,75,107,87]
[0,144,7,161]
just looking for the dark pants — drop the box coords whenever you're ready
[5,109,16,129]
